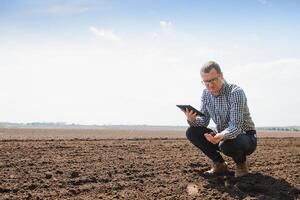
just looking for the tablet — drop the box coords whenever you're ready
[176,105,205,116]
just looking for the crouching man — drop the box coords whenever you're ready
[183,61,257,177]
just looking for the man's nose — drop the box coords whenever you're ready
[206,83,213,87]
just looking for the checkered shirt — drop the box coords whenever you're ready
[188,81,255,140]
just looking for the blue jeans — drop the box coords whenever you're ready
[186,126,257,164]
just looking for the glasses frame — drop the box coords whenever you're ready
[201,75,221,86]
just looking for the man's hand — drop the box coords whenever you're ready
[182,108,197,123]
[204,133,225,144]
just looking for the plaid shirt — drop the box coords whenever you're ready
[188,81,255,141]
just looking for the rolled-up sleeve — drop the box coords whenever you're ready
[221,89,246,140]
[188,91,210,127]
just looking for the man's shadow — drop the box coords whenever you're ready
[200,172,299,200]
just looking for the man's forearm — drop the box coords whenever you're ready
[187,117,209,127]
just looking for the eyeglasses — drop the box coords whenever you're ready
[201,75,220,86]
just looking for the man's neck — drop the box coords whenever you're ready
[212,81,225,96]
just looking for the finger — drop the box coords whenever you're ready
[188,112,195,119]
[207,134,216,143]
[210,137,220,144]
[205,133,212,138]
[213,139,220,144]
[184,108,190,116]
[213,135,220,139]
[204,133,211,141]
[189,110,195,116]
[185,108,189,114]
[210,132,216,136]
[205,137,210,142]
[213,135,223,143]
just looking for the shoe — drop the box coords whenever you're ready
[235,160,250,177]
[204,162,229,175]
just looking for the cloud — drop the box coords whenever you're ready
[256,0,267,5]
[33,4,96,15]
[48,5,93,14]
[89,27,122,42]
[159,20,173,30]
[152,20,174,38]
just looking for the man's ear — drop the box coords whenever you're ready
[220,72,224,80]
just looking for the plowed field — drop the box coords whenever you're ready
[0,128,299,199]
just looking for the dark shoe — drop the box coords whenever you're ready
[235,160,250,177]
[204,162,229,175]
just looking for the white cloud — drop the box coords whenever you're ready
[89,27,122,42]
[256,0,267,5]
[49,5,93,14]
[33,4,95,15]
[159,20,173,30]
[152,20,174,38]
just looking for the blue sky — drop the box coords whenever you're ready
[0,0,299,126]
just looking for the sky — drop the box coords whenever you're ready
[0,0,299,127]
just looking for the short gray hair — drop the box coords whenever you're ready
[200,61,222,74]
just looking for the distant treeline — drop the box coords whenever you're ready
[0,122,299,131]
[0,122,69,128]
[257,127,300,132]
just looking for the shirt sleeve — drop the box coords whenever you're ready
[188,91,210,127]
[221,89,246,140]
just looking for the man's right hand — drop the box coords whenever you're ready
[183,108,197,123]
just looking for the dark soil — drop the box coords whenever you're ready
[0,136,299,199]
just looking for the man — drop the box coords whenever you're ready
[183,61,257,177]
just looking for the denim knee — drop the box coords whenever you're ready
[186,126,208,141]
[186,127,198,143]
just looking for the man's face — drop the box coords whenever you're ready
[201,68,224,96]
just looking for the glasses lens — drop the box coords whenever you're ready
[202,76,219,86]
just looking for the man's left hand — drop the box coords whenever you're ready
[204,133,225,144]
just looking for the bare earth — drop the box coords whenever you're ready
[0,128,299,200]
